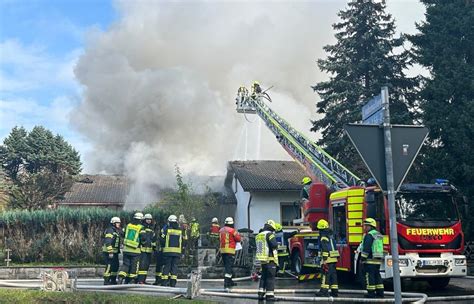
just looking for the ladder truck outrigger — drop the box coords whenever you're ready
[236,86,467,288]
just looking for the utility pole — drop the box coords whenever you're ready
[381,86,402,304]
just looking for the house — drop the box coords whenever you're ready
[225,160,306,232]
[57,175,129,210]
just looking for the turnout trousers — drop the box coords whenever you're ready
[319,263,338,297]
[118,252,139,283]
[137,252,152,283]
[222,253,235,288]
[364,263,384,298]
[258,261,277,301]
[161,255,180,287]
[102,252,119,284]
[154,250,165,284]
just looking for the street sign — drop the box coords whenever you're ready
[361,94,382,120]
[362,108,384,125]
[344,124,429,191]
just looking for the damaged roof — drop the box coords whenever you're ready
[227,160,306,192]
[59,175,129,206]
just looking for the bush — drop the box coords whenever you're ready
[0,207,167,264]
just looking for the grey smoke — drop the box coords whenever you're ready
[72,1,422,209]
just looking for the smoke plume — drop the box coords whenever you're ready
[72,1,344,209]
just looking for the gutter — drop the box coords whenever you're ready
[247,195,253,230]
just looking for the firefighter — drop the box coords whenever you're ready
[118,212,144,284]
[315,219,340,297]
[209,217,220,247]
[102,216,122,285]
[178,214,189,259]
[137,213,156,284]
[153,222,165,285]
[251,81,262,98]
[219,217,241,288]
[190,217,200,250]
[274,223,289,275]
[256,220,279,301]
[160,215,183,287]
[360,218,384,298]
[301,176,312,202]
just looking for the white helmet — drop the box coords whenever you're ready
[225,217,234,225]
[168,215,178,222]
[134,212,144,220]
[212,217,218,223]
[144,213,153,220]
[110,217,121,224]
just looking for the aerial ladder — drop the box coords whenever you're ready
[235,87,363,190]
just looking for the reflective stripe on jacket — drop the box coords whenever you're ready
[256,231,278,264]
[219,226,241,255]
[319,233,339,264]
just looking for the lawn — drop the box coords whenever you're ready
[0,289,213,304]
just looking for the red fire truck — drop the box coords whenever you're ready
[235,89,467,288]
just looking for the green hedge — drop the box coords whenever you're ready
[0,207,167,264]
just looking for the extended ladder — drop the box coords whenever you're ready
[236,92,362,189]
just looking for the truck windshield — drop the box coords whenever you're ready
[396,192,458,222]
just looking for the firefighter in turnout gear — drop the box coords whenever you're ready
[256,220,279,301]
[251,81,262,98]
[209,217,220,248]
[137,213,156,284]
[274,223,289,275]
[153,222,165,286]
[102,216,122,285]
[360,218,384,298]
[315,219,340,297]
[160,215,183,287]
[301,177,312,202]
[190,217,200,250]
[220,217,241,288]
[118,212,144,284]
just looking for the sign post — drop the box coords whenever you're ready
[381,86,402,304]
[344,87,429,304]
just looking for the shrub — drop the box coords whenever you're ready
[0,207,167,264]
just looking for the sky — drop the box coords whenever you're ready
[0,0,426,179]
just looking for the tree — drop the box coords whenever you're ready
[408,0,474,237]
[312,0,418,176]
[158,166,217,223]
[0,126,82,210]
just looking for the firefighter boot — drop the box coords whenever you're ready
[161,279,170,287]
[109,277,118,285]
[316,288,329,297]
[229,278,237,287]
[103,278,110,285]
[224,278,231,289]
[266,291,275,302]
[153,277,162,286]
[170,279,177,287]
[364,290,376,298]
[118,277,124,285]
[376,289,384,298]
[330,289,338,297]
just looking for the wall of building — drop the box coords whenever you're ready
[233,176,300,232]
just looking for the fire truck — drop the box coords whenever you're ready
[236,88,467,288]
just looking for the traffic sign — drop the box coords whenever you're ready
[361,94,382,120]
[363,108,384,125]
[344,124,429,191]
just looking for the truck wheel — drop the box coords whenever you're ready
[291,251,304,275]
[427,278,450,289]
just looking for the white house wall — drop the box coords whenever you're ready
[249,192,299,232]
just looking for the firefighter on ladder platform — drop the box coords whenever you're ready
[256,220,279,302]
[160,214,183,287]
[315,219,339,298]
[220,217,241,289]
[119,212,144,284]
[209,217,220,248]
[137,213,156,284]
[102,216,122,285]
[360,218,385,299]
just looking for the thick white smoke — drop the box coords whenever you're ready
[72,1,346,209]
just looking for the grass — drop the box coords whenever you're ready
[0,289,213,304]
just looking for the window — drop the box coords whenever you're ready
[332,203,347,244]
[280,202,302,226]
[367,191,386,235]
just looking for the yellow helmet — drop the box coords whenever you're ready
[266,219,277,230]
[302,176,312,185]
[274,223,283,232]
[253,81,260,86]
[316,219,329,230]
[363,218,377,228]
